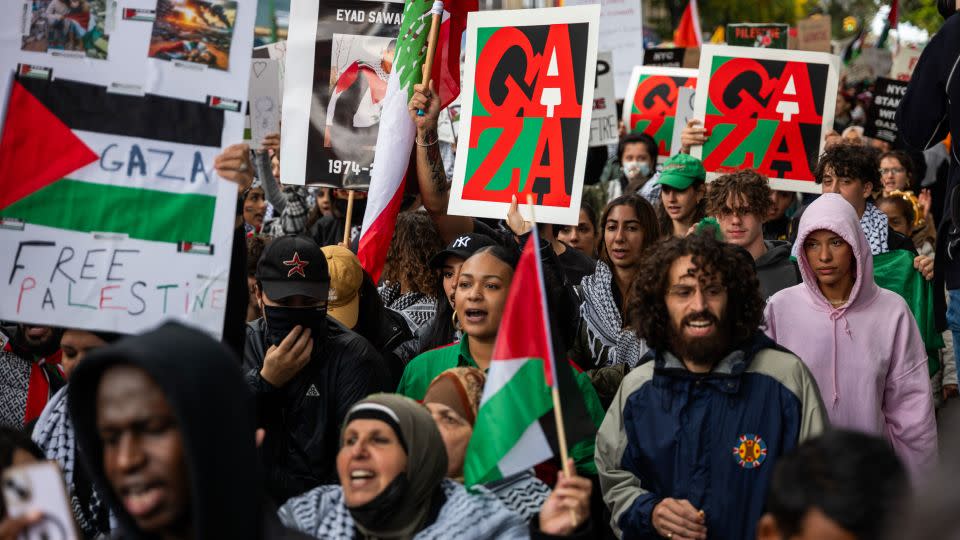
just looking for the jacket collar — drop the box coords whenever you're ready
[650,332,779,394]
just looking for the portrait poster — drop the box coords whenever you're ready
[563,0,642,97]
[622,66,697,158]
[725,23,789,49]
[0,0,256,337]
[691,45,840,193]
[589,51,618,147]
[448,5,600,225]
[280,0,403,188]
[864,77,908,143]
[643,47,685,68]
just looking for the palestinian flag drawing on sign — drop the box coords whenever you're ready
[448,6,600,226]
[692,45,839,194]
[0,77,224,243]
[623,67,697,157]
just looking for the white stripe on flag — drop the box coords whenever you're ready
[478,358,529,406]
[359,71,415,238]
[497,420,553,478]
[72,131,221,197]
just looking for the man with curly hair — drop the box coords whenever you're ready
[595,232,827,540]
[706,170,800,298]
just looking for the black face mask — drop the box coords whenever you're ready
[262,305,328,348]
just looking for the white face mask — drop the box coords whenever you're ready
[623,160,651,179]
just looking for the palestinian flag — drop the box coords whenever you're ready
[0,77,224,244]
[464,228,595,486]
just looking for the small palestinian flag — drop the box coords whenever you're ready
[0,77,224,244]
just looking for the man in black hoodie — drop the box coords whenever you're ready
[67,321,310,539]
[705,171,801,298]
[244,234,388,502]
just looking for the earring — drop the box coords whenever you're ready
[452,310,461,330]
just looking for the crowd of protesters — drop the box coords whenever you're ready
[1,4,960,540]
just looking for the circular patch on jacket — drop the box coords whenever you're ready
[732,434,768,469]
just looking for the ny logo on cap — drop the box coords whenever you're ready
[284,252,309,278]
[452,236,471,248]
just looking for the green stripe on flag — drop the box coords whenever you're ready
[464,359,553,486]
[0,179,216,243]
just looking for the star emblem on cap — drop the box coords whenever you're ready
[283,252,309,278]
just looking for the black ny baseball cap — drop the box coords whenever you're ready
[428,233,497,268]
[256,235,330,301]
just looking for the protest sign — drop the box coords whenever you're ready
[864,77,908,143]
[692,45,839,193]
[249,58,281,149]
[281,0,403,188]
[253,40,288,92]
[437,102,462,145]
[796,15,832,53]
[590,51,618,147]
[448,5,600,225]
[623,66,697,158]
[0,0,257,337]
[670,86,696,157]
[644,48,685,67]
[847,47,893,84]
[891,44,923,81]
[726,23,789,49]
[564,0,642,97]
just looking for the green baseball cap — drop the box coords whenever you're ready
[656,153,706,190]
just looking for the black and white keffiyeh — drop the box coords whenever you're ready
[860,201,889,255]
[32,387,111,538]
[579,261,648,368]
[380,283,437,333]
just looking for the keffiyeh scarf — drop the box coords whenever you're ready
[860,201,889,255]
[380,283,437,333]
[32,387,111,538]
[579,261,648,368]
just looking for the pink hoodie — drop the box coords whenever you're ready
[765,193,937,482]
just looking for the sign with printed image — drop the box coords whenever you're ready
[148,0,237,71]
[691,45,839,193]
[21,0,112,59]
[726,23,789,49]
[280,0,404,188]
[448,5,600,225]
[0,0,257,337]
[622,66,697,158]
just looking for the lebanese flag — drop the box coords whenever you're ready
[357,0,475,283]
[463,229,596,486]
[0,77,224,244]
[673,0,703,48]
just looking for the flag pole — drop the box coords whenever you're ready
[343,190,355,246]
[525,194,574,482]
[417,1,445,116]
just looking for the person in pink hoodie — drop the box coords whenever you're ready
[764,193,937,483]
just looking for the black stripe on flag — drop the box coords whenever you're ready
[16,76,224,147]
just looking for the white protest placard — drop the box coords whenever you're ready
[0,0,257,337]
[590,51,618,147]
[891,43,923,81]
[449,6,600,225]
[670,86,695,157]
[249,58,281,150]
[564,0,643,97]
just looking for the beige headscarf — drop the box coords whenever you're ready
[422,367,486,426]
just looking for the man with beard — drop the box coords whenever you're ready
[595,232,827,539]
[0,324,64,428]
[243,234,389,502]
[310,189,367,250]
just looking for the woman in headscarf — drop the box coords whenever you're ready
[31,328,124,538]
[422,368,593,536]
[278,394,527,539]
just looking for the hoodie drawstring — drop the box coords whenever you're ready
[828,310,852,408]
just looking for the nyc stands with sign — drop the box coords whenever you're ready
[448,6,600,225]
[623,66,697,158]
[691,45,839,193]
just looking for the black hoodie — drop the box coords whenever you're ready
[67,322,309,540]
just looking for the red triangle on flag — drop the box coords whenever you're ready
[0,81,97,210]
